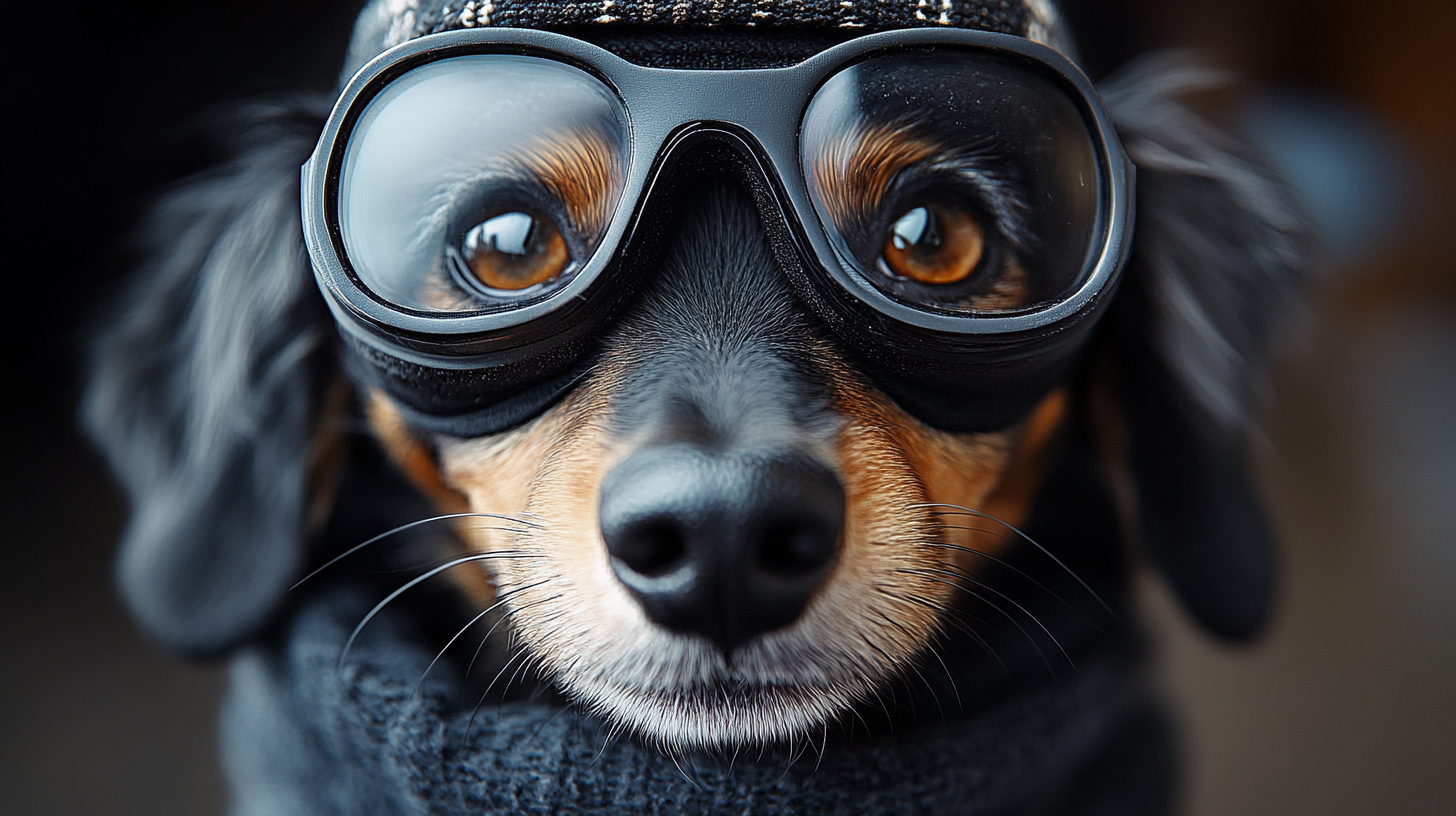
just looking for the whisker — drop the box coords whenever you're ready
[934,566,1075,670]
[469,641,555,742]
[844,694,874,741]
[931,560,1092,664]
[863,611,944,717]
[462,581,554,678]
[465,588,564,678]
[669,751,705,791]
[499,645,548,706]
[903,651,945,720]
[922,642,964,715]
[368,531,536,575]
[293,512,540,590]
[465,649,527,739]
[338,551,541,671]
[918,535,1111,635]
[592,719,625,767]
[915,503,1113,616]
[876,582,1013,675]
[812,721,829,775]
[928,604,1010,674]
[937,612,1007,676]
[932,523,1012,543]
[412,578,551,697]
[901,567,1070,673]
[899,568,1051,669]
[865,681,894,731]
[779,733,812,782]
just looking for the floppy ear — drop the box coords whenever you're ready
[1097,57,1314,640]
[83,96,338,658]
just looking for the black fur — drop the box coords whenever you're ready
[604,181,838,448]
[83,97,334,657]
[83,21,1311,814]
[209,190,1162,813]
[1100,57,1311,638]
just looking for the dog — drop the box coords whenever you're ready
[84,1,1310,813]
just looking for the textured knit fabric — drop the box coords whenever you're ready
[218,424,1175,814]
[341,0,1079,80]
[223,582,1164,816]
[412,0,1030,34]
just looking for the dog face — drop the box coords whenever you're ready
[85,0,1311,761]
[364,177,1070,748]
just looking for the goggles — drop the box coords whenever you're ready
[303,27,1133,436]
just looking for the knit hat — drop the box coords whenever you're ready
[343,0,1075,79]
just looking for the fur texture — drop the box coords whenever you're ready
[1100,57,1311,638]
[83,7,1311,811]
[85,98,336,657]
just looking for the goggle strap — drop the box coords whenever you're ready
[342,334,592,437]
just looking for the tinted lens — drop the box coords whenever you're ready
[339,55,629,313]
[802,50,1100,314]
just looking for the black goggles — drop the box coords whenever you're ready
[303,27,1134,436]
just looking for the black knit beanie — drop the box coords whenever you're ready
[343,0,1075,78]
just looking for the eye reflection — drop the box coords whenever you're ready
[880,203,985,285]
[461,210,571,291]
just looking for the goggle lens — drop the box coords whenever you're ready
[338,55,629,314]
[801,50,1101,314]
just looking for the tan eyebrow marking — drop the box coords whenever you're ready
[809,121,943,234]
[512,125,625,240]
[809,122,1032,312]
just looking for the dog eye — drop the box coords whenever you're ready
[460,210,571,291]
[878,203,985,286]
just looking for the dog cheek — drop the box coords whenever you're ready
[429,402,575,607]
[828,413,952,656]
[434,380,648,663]
[828,381,1063,616]
[366,391,471,514]
[928,388,1067,566]
[435,410,565,523]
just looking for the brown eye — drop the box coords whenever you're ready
[880,204,985,285]
[461,210,570,291]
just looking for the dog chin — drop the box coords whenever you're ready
[574,676,862,752]
[545,625,886,752]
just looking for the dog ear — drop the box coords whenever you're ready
[1096,57,1313,640]
[83,96,338,658]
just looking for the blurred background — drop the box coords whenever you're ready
[2,1,1451,813]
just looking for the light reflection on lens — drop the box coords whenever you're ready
[801,50,1100,313]
[339,55,628,313]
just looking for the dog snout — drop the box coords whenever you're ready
[599,445,844,654]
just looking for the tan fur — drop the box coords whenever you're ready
[304,377,356,536]
[367,347,1065,748]
[519,127,623,240]
[807,122,1032,311]
[810,122,942,226]
[970,387,1067,556]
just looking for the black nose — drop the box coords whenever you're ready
[599,446,844,654]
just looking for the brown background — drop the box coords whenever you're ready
[3,1,1452,813]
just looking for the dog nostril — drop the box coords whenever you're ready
[758,520,838,578]
[614,518,688,578]
[599,445,845,652]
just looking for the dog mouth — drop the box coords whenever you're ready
[535,623,892,751]
[425,412,1021,752]
[479,528,953,753]
[573,673,866,750]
